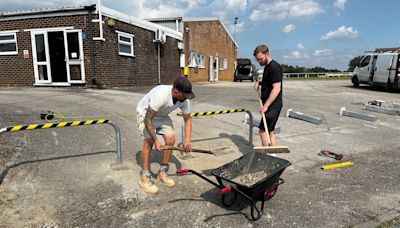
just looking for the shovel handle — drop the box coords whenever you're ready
[163,146,216,155]
[257,92,271,145]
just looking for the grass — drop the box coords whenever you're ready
[283,76,351,81]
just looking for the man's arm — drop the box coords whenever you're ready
[182,113,192,152]
[262,82,281,111]
[144,107,162,151]
[254,80,260,91]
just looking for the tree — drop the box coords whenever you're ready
[347,55,364,72]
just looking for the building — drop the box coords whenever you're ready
[148,17,238,82]
[0,4,183,87]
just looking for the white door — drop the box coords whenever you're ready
[209,56,213,81]
[64,30,85,83]
[356,55,371,83]
[31,31,51,84]
[373,54,393,84]
[214,57,219,81]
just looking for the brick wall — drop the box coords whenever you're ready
[96,18,180,87]
[0,12,180,87]
[182,20,237,82]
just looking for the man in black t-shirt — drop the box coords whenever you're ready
[253,44,283,146]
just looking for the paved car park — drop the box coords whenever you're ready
[0,80,400,227]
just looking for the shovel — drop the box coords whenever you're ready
[163,146,216,156]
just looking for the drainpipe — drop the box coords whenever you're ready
[158,42,161,84]
[85,5,97,86]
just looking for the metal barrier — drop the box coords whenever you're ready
[178,109,254,146]
[0,119,122,165]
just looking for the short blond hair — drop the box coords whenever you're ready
[253,44,269,56]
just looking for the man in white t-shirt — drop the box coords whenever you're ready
[136,77,195,194]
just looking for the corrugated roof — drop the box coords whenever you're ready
[0,5,89,17]
[0,4,182,41]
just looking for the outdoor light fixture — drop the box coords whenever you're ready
[105,18,116,26]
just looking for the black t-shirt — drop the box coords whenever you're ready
[260,60,283,109]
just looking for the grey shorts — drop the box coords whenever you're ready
[137,114,175,139]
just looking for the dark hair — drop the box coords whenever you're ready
[253,44,269,56]
[173,77,195,99]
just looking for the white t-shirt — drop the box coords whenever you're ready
[136,85,190,117]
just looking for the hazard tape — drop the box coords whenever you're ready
[4,119,109,132]
[177,109,248,117]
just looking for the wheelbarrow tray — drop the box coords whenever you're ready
[211,152,291,198]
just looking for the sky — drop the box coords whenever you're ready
[2,0,399,71]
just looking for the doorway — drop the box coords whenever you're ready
[48,31,67,82]
[31,29,85,85]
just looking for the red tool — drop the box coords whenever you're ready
[368,100,382,106]
[319,149,343,160]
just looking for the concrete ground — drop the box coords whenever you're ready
[0,80,400,227]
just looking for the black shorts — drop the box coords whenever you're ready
[258,106,282,132]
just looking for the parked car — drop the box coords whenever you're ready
[352,48,400,91]
[234,58,258,82]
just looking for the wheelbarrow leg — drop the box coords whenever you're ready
[250,199,264,221]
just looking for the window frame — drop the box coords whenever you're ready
[116,30,135,57]
[219,58,225,70]
[188,51,198,68]
[198,54,205,68]
[0,30,18,55]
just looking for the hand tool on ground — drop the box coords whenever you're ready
[319,149,343,160]
[253,92,290,154]
[321,161,353,170]
[163,146,216,156]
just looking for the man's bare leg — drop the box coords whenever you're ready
[141,139,153,171]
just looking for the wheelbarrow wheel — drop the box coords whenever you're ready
[264,185,278,201]
[221,191,237,207]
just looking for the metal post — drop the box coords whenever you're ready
[0,119,122,166]
[108,121,122,165]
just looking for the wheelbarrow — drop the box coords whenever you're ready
[176,152,291,220]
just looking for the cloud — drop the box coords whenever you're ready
[249,0,323,22]
[313,49,332,57]
[283,51,310,60]
[290,0,324,17]
[283,24,295,33]
[297,43,305,49]
[320,26,359,41]
[333,0,347,10]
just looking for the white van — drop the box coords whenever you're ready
[352,48,400,91]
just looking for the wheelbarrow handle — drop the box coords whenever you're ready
[219,186,232,195]
[176,169,221,189]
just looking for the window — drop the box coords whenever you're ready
[359,56,370,67]
[219,58,225,70]
[188,51,199,67]
[199,54,205,68]
[180,53,185,68]
[223,59,228,69]
[0,31,18,55]
[116,31,134,57]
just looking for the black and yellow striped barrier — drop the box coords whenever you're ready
[177,108,254,146]
[177,108,249,117]
[3,119,109,132]
[0,119,122,165]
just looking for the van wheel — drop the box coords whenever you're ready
[352,76,359,88]
[386,79,392,92]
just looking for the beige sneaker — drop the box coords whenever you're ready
[139,175,159,194]
[157,171,175,187]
